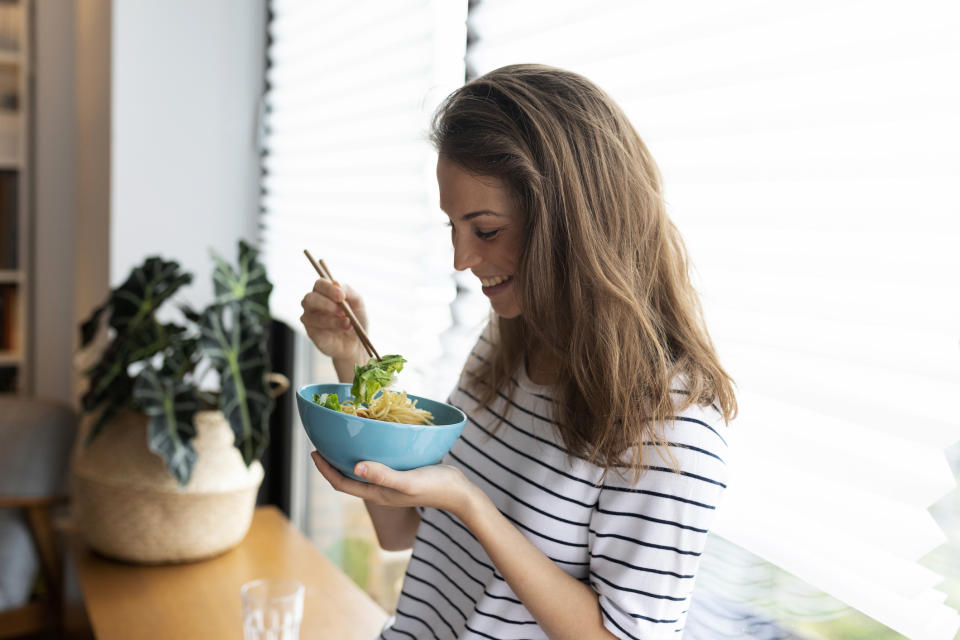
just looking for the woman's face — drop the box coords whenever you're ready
[437,156,523,318]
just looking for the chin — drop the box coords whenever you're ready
[491,300,522,319]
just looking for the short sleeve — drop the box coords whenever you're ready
[588,410,728,639]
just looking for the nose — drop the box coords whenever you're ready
[452,232,481,272]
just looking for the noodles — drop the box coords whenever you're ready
[311,354,434,425]
[313,389,433,425]
[340,390,433,425]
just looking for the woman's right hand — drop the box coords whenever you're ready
[300,278,369,364]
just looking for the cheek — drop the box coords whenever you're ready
[503,232,523,271]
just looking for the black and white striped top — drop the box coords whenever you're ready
[379,330,729,640]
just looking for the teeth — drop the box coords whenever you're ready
[481,275,511,287]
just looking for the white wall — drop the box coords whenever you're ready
[31,0,265,405]
[110,0,265,311]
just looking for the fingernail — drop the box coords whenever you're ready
[355,463,367,477]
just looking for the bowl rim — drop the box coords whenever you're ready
[296,382,467,430]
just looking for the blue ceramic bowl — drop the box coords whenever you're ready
[296,383,467,481]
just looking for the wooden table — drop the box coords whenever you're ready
[72,506,388,639]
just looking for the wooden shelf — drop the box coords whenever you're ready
[0,270,23,283]
[0,2,29,395]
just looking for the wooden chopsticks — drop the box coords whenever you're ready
[303,250,381,361]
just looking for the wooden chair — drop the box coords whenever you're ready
[0,397,76,639]
[0,495,68,638]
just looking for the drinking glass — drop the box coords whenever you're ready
[241,578,305,640]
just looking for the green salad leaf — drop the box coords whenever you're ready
[351,354,406,405]
[313,393,342,412]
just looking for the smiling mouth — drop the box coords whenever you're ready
[479,275,513,287]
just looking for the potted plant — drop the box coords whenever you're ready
[71,240,288,563]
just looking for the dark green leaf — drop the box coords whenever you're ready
[200,302,273,466]
[160,334,200,379]
[134,366,200,487]
[79,302,108,348]
[179,303,203,324]
[82,339,131,407]
[82,319,180,430]
[81,256,193,445]
[84,394,130,445]
[82,337,137,443]
[196,389,218,408]
[127,321,185,365]
[108,257,192,334]
[210,240,273,320]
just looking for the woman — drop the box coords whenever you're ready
[300,64,736,640]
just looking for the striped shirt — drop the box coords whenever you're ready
[380,331,729,640]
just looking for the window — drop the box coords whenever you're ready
[261,0,472,611]
[262,1,960,635]
[466,0,960,637]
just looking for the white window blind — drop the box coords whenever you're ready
[467,1,960,638]
[261,0,470,399]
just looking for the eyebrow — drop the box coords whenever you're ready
[460,209,503,221]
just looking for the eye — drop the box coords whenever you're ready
[475,228,501,240]
[445,220,502,240]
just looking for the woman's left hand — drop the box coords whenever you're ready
[311,452,479,517]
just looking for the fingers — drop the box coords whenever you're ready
[301,288,343,314]
[311,452,372,497]
[300,292,350,328]
[305,278,366,327]
[311,453,413,508]
[300,315,351,335]
[302,278,362,321]
[311,277,346,303]
[339,283,364,310]
[355,461,405,491]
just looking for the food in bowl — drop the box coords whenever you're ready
[313,389,433,425]
[298,351,466,479]
[296,383,467,480]
[310,354,433,425]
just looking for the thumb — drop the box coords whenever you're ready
[355,461,402,488]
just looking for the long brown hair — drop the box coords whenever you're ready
[430,64,736,479]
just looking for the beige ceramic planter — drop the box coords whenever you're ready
[73,410,264,564]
